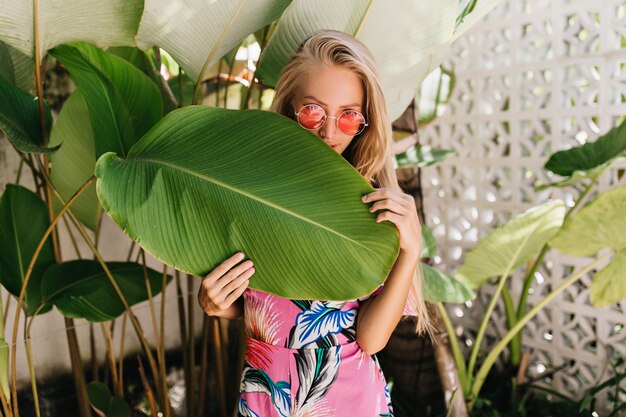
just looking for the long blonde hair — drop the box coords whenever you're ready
[271,30,431,334]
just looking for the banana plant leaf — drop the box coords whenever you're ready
[107,46,178,115]
[49,42,162,159]
[134,0,292,85]
[550,186,626,257]
[255,0,503,120]
[395,145,455,169]
[541,121,626,188]
[95,106,399,300]
[41,260,170,322]
[455,200,565,289]
[0,73,57,153]
[0,185,54,316]
[0,40,34,92]
[590,248,626,307]
[0,0,142,60]
[421,223,437,259]
[49,90,100,231]
[422,263,473,303]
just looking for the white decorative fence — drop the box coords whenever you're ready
[420,0,626,408]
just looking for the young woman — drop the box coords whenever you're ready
[198,30,431,416]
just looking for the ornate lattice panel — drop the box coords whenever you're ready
[420,0,626,411]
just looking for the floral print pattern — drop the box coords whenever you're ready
[237,287,414,416]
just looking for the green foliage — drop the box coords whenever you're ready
[0,73,57,154]
[49,90,100,230]
[41,260,170,322]
[0,185,54,316]
[49,42,163,158]
[395,145,455,169]
[422,263,473,303]
[455,201,565,288]
[87,382,130,417]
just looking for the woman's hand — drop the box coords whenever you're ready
[362,188,422,259]
[198,252,255,317]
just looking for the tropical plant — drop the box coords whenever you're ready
[0,1,504,416]
[436,121,626,409]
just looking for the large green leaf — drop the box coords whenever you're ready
[49,90,100,231]
[0,40,34,92]
[255,0,503,120]
[49,42,162,158]
[95,106,399,300]
[41,260,170,322]
[0,0,142,59]
[544,121,626,177]
[590,247,626,307]
[456,201,565,288]
[0,185,54,316]
[134,0,292,84]
[550,186,626,257]
[0,73,57,154]
[422,263,473,303]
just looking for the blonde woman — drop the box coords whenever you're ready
[198,30,430,416]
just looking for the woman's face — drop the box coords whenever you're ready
[293,65,365,155]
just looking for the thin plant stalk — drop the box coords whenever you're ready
[14,158,24,185]
[187,274,196,417]
[117,313,128,395]
[9,176,95,414]
[0,294,13,417]
[23,338,40,417]
[212,317,228,417]
[469,253,611,406]
[436,303,467,389]
[140,250,171,417]
[196,315,210,417]
[174,271,190,414]
[100,323,120,396]
[137,354,158,417]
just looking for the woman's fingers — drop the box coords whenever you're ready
[220,265,255,296]
[212,259,254,292]
[204,252,245,283]
[222,279,250,307]
[368,198,407,215]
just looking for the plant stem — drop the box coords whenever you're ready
[470,253,611,406]
[500,286,519,366]
[196,315,210,417]
[100,323,120,396]
[186,274,196,417]
[117,313,127,395]
[24,337,41,417]
[436,303,468,392]
[140,251,170,417]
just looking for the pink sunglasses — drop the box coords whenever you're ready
[295,104,368,136]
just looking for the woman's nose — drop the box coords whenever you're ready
[319,117,338,139]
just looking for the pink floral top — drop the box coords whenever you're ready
[236,284,417,416]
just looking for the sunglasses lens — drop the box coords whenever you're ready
[338,110,366,135]
[297,104,326,129]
